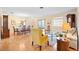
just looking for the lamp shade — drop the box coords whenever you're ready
[62,22,71,32]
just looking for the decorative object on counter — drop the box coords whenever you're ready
[62,22,71,32]
[56,32,66,41]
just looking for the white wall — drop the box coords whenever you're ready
[76,8,79,50]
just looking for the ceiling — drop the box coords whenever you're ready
[0,7,76,17]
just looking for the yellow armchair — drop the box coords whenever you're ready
[38,35,48,46]
[31,28,48,50]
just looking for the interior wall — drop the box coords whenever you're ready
[44,8,77,33]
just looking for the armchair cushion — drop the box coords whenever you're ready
[31,28,48,46]
[38,35,48,46]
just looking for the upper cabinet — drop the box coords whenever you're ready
[66,14,76,28]
[3,15,8,30]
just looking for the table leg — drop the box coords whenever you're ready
[32,41,33,46]
[39,46,42,51]
[47,41,49,46]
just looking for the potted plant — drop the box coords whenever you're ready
[58,33,64,41]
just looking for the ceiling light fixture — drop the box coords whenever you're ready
[40,7,44,9]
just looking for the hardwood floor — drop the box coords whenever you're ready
[0,33,76,51]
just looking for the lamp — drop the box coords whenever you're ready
[62,22,71,32]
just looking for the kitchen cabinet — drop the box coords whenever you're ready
[1,15,9,39]
[67,14,76,28]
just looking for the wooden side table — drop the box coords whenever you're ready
[57,39,70,51]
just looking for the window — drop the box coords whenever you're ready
[52,17,63,27]
[38,19,45,29]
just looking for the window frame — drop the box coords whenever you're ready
[38,19,45,29]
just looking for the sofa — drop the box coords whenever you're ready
[66,28,77,50]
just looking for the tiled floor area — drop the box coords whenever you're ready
[0,33,76,51]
